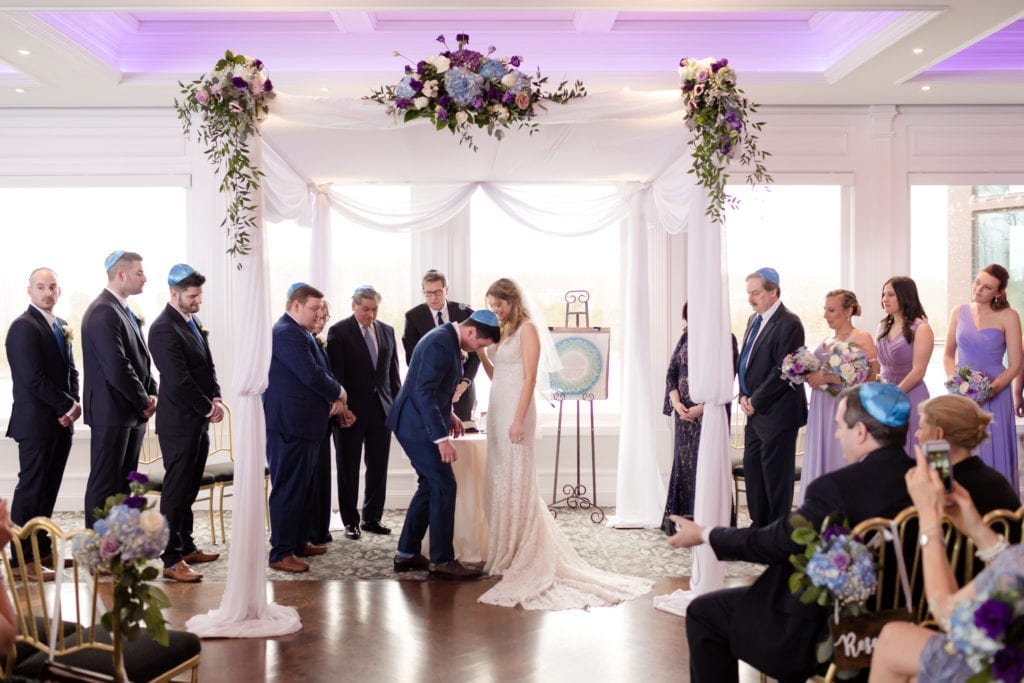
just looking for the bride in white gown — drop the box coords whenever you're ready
[475,278,652,610]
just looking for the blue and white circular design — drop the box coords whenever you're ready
[551,336,603,397]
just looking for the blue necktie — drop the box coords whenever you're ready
[52,320,67,358]
[125,305,140,332]
[737,314,762,395]
[363,324,378,366]
[188,317,205,348]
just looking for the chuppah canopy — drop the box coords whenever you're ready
[187,85,737,637]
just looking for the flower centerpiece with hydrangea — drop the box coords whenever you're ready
[174,50,275,258]
[789,514,878,617]
[945,584,1024,683]
[678,57,772,223]
[366,34,586,151]
[945,364,994,404]
[780,346,820,388]
[72,472,171,679]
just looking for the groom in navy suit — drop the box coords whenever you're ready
[5,267,81,579]
[389,310,500,579]
[81,250,158,528]
[736,267,808,527]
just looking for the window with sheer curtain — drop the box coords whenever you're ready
[0,186,186,422]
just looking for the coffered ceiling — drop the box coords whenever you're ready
[0,1,1021,108]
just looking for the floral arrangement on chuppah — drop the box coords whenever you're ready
[678,57,771,223]
[174,50,276,258]
[73,472,171,681]
[366,33,586,151]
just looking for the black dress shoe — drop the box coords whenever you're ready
[360,520,392,535]
[393,553,430,573]
[344,524,361,540]
[428,560,483,581]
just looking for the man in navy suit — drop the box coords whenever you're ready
[736,267,808,526]
[326,286,401,540]
[264,284,348,573]
[389,310,500,579]
[402,270,480,422]
[670,383,914,682]
[5,268,81,581]
[81,251,158,529]
[148,264,223,583]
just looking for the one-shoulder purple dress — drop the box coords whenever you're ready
[955,304,1018,491]
[877,320,929,456]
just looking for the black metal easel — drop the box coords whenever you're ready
[549,290,605,523]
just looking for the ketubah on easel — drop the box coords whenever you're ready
[548,290,611,524]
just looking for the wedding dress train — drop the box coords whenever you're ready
[477,323,653,610]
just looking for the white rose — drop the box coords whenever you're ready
[414,96,429,110]
[139,509,165,537]
[455,111,469,125]
[500,73,518,88]
[427,55,450,73]
[490,104,509,122]
[422,80,439,98]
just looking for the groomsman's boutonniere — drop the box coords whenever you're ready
[316,336,327,350]
[198,322,208,336]
[61,324,74,343]
[135,314,146,328]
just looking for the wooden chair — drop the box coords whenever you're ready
[2,517,201,682]
[138,420,219,544]
[203,402,271,541]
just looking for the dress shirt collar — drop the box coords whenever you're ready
[105,287,128,307]
[429,302,447,324]
[29,303,56,327]
[759,299,782,326]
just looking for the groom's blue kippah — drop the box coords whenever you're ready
[104,250,126,271]
[858,382,910,427]
[470,310,499,327]
[287,282,308,297]
[755,267,780,285]
[167,263,195,285]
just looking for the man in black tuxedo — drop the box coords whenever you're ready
[327,286,401,540]
[402,270,479,422]
[670,383,914,683]
[736,267,808,526]
[148,264,223,583]
[81,251,158,528]
[5,268,81,581]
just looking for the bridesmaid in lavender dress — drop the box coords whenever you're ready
[876,276,934,456]
[796,289,877,504]
[943,264,1023,491]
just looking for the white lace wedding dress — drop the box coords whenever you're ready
[478,322,653,610]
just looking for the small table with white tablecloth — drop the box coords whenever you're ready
[422,432,490,563]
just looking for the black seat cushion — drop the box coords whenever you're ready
[204,461,234,483]
[13,618,78,665]
[15,628,200,682]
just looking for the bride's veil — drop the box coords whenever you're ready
[512,279,563,399]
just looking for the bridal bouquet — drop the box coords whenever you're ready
[366,33,586,151]
[946,364,994,403]
[678,56,771,223]
[72,472,171,653]
[945,583,1024,682]
[174,50,276,258]
[780,346,820,387]
[823,341,872,396]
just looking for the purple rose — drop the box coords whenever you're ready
[194,90,210,105]
[992,647,1024,683]
[416,60,429,76]
[438,95,451,108]
[405,65,413,74]
[510,55,521,68]
[678,57,689,68]
[395,98,413,109]
[831,550,851,571]
[99,535,121,560]
[976,599,1015,639]
[711,58,728,73]
[410,79,423,93]
[456,33,469,44]
[231,76,248,90]
[124,495,145,510]
[502,91,514,104]
[472,97,484,109]
[128,471,148,485]
[822,524,847,542]
[681,81,694,92]
[263,79,273,93]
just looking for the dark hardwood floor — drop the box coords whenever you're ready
[160,577,696,682]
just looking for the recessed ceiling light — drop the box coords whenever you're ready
[17,49,31,56]
[912,48,924,55]
[14,88,26,93]
[921,85,931,92]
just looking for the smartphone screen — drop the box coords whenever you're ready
[923,439,954,493]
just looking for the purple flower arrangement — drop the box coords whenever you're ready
[780,346,820,387]
[790,515,878,614]
[946,585,1024,682]
[945,364,994,404]
[174,50,276,259]
[367,34,586,151]
[72,472,171,647]
[823,341,872,396]
[678,57,771,223]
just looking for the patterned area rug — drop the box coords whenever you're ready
[52,508,765,582]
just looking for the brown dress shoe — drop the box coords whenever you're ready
[15,563,56,583]
[428,560,483,581]
[393,554,430,573]
[182,550,220,564]
[162,561,203,583]
[269,556,310,573]
[296,544,327,557]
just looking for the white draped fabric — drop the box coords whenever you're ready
[188,87,737,634]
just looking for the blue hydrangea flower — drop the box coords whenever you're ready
[395,76,416,99]
[444,67,484,108]
[478,59,507,81]
[501,69,532,94]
